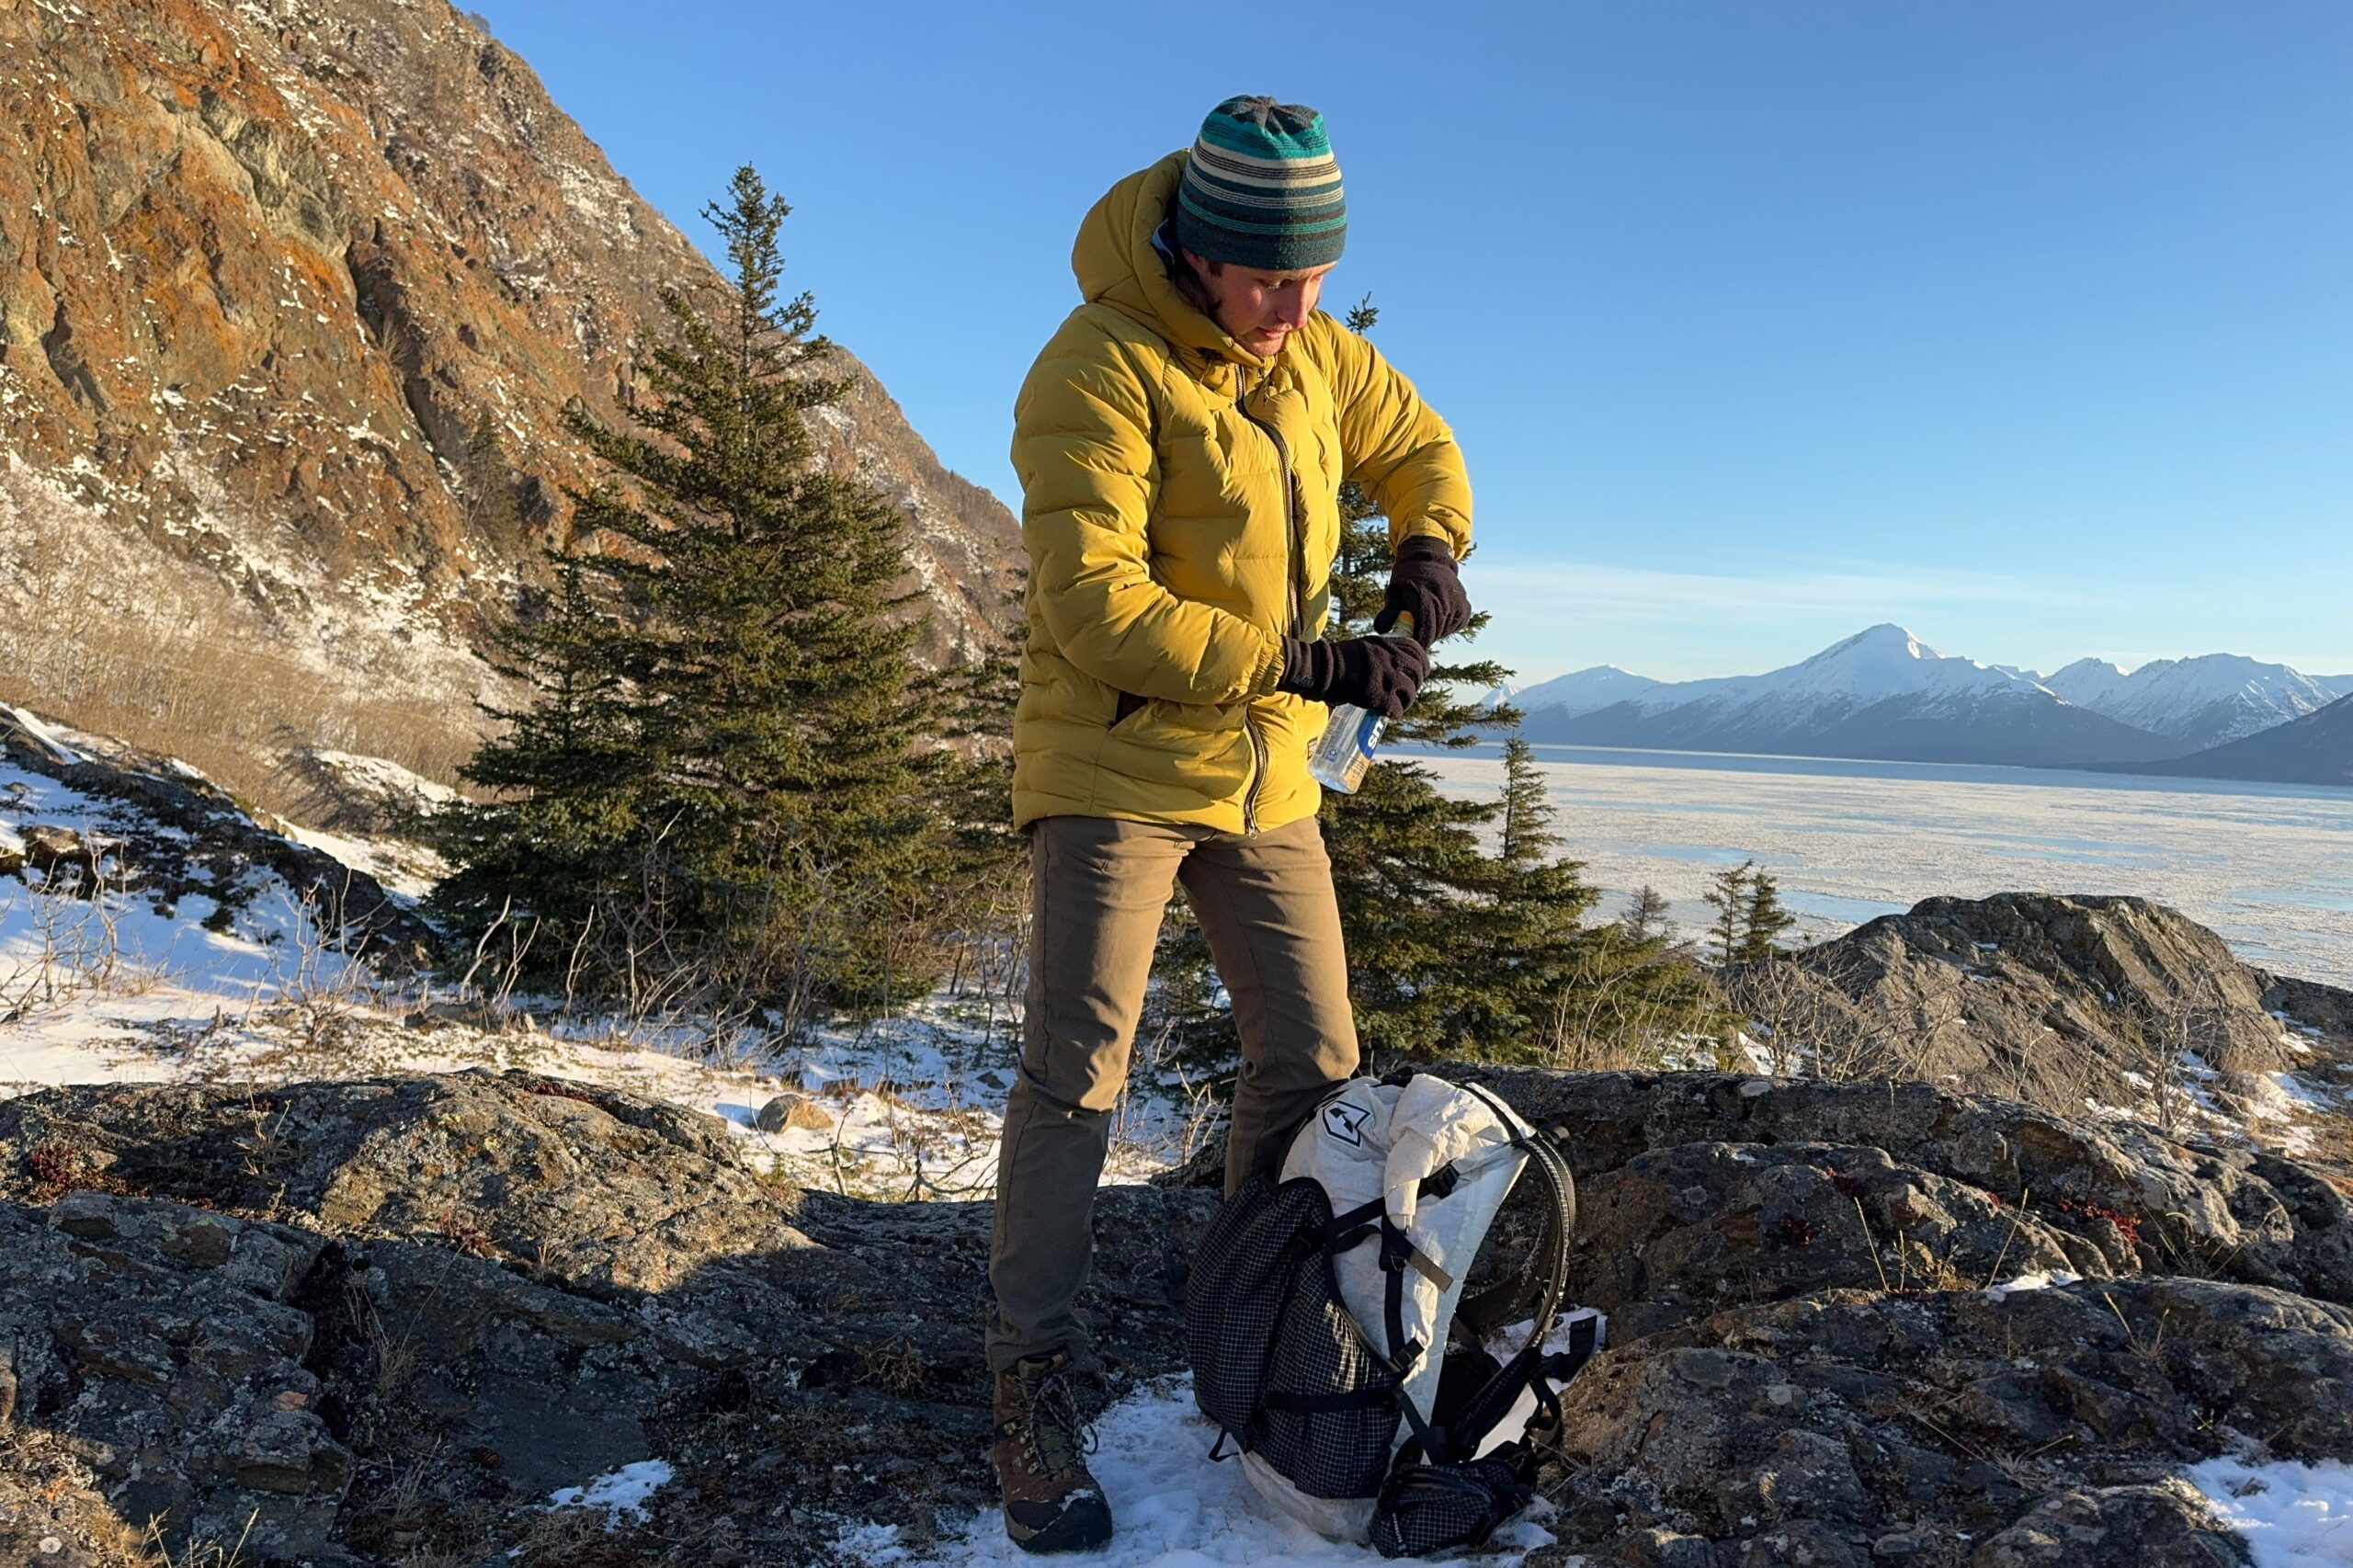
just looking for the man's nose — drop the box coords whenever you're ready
[1271,290,1311,328]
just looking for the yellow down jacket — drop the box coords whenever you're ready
[1009,151,1472,835]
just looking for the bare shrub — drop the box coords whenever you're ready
[0,850,160,1023]
[0,617,483,820]
[1531,939,1726,1073]
[1718,949,2115,1112]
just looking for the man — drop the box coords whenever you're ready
[990,95,1474,1553]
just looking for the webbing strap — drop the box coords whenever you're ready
[1382,1220,1450,1462]
[1311,1197,1387,1258]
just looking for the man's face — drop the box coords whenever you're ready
[1182,249,1337,358]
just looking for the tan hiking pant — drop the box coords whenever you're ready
[985,812,1360,1372]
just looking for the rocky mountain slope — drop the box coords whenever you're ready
[0,0,1021,791]
[1520,626,2183,768]
[2106,693,2353,790]
[2044,654,2352,751]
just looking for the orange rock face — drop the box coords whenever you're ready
[0,0,1018,730]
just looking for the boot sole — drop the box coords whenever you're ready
[1004,1494,1114,1554]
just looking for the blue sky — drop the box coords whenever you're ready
[472,1,2351,686]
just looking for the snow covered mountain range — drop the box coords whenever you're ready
[2114,691,2353,788]
[2041,656,2353,750]
[1512,625,2352,774]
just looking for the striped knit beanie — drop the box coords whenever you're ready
[1174,96,1347,272]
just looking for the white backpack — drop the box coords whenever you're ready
[1186,1072,1592,1556]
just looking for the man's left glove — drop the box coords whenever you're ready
[1374,536,1472,643]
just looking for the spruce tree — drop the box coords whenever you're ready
[1704,860,1757,965]
[460,418,526,555]
[926,573,1033,977]
[1441,736,1597,1048]
[1461,738,1721,1063]
[434,165,948,1016]
[428,551,636,949]
[1621,884,1672,943]
[1736,869,1798,962]
[1302,299,1522,1057]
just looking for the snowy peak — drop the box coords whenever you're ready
[1652,624,2053,712]
[1775,623,2033,702]
[1516,625,2177,767]
[2046,658,2131,708]
[1511,665,1664,720]
[2047,653,2348,748]
[1508,628,2346,767]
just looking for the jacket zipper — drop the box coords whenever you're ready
[1236,370,1304,835]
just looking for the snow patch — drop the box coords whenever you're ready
[2182,1455,2353,1566]
[547,1459,673,1524]
[1985,1270,2082,1301]
[850,1374,1557,1568]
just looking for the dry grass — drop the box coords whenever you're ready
[0,617,483,816]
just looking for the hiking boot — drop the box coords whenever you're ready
[993,1349,1112,1553]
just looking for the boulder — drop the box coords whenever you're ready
[1721,893,2306,1114]
[756,1092,836,1134]
[1970,1483,2248,1566]
[18,824,99,883]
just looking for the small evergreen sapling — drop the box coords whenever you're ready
[1738,869,1799,962]
[1701,858,1797,964]
[1621,884,1672,943]
[1704,860,1756,966]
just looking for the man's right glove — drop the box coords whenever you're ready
[1275,634,1430,719]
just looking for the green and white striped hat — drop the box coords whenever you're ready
[1174,96,1347,272]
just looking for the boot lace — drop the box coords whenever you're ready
[1019,1361,1099,1479]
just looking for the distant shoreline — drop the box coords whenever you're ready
[1396,740,2353,805]
[1406,743,2353,985]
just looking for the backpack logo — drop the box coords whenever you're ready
[1321,1100,1371,1147]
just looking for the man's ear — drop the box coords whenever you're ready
[1178,247,1222,279]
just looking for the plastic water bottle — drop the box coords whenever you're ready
[1307,612,1416,795]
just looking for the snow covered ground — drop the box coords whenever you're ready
[0,753,1192,1194]
[0,720,1209,1189]
[834,1373,1565,1568]
[848,1310,1607,1568]
[2184,1456,2353,1567]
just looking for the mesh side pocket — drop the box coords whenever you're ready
[1184,1175,1402,1500]
[1254,1238,1403,1499]
[1184,1174,1294,1436]
[1369,1448,1534,1559]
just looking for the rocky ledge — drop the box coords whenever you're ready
[0,1068,2348,1565]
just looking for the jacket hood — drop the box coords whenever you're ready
[1071,152,1272,370]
